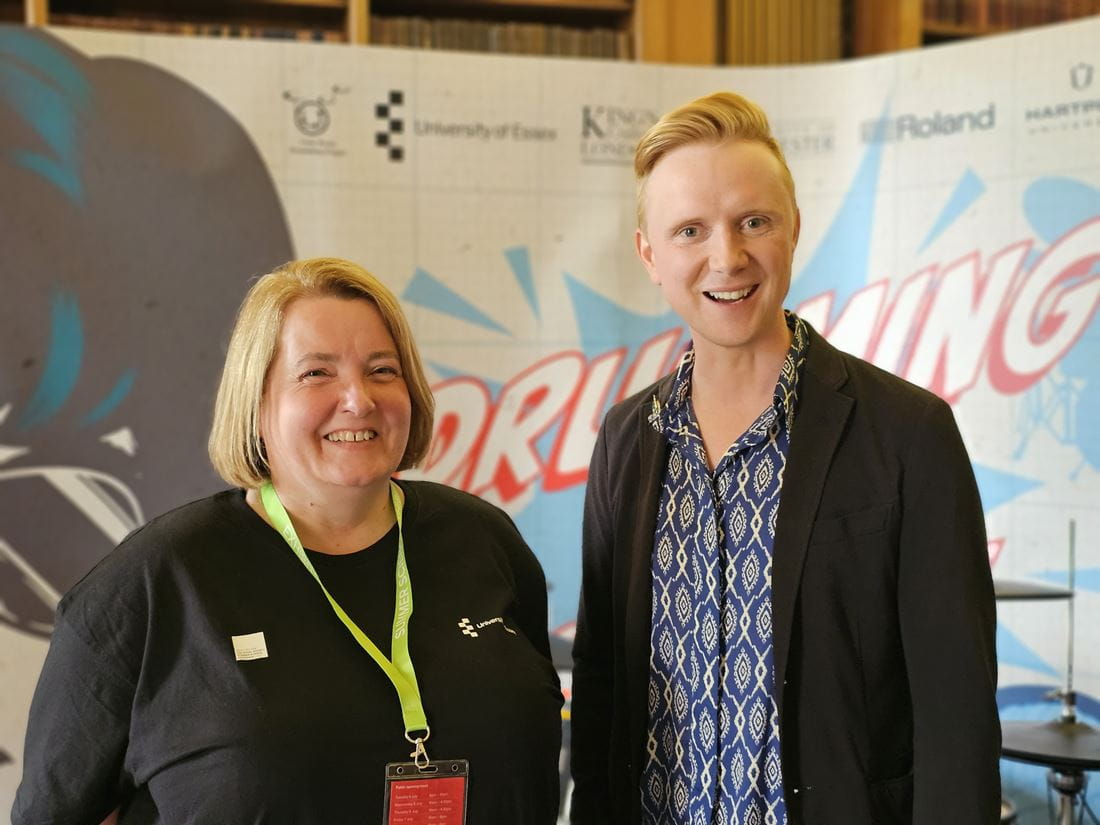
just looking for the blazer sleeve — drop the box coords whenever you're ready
[569,418,616,824]
[897,398,1001,824]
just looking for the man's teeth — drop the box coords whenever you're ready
[326,430,376,442]
[707,287,754,301]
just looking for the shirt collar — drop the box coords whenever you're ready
[650,311,809,435]
[777,311,808,433]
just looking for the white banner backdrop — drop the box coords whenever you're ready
[1,17,1098,821]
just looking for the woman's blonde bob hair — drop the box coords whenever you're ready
[208,257,435,489]
[633,91,796,229]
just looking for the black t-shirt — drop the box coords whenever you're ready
[13,480,563,824]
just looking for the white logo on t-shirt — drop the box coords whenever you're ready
[457,616,516,638]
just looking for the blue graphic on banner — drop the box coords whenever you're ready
[917,168,986,253]
[404,266,512,336]
[1035,567,1100,593]
[15,293,139,432]
[0,29,89,202]
[996,625,1059,677]
[563,274,684,355]
[513,483,587,627]
[1018,177,1100,475]
[18,291,83,431]
[972,464,1043,512]
[81,369,137,426]
[787,104,887,322]
[1024,177,1100,244]
[505,245,540,320]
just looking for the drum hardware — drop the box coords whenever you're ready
[994,579,1074,601]
[999,521,1100,825]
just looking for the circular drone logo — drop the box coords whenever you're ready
[293,99,330,136]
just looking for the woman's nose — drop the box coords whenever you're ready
[341,378,376,415]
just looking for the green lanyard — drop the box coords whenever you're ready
[260,480,431,762]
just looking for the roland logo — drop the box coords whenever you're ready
[861,104,996,142]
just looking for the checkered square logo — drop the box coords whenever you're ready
[375,89,404,162]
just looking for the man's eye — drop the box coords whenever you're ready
[743,216,768,231]
[679,226,698,238]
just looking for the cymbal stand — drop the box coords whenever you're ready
[1045,768,1096,825]
[1043,520,1098,825]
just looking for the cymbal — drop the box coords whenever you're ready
[993,579,1073,600]
[1001,720,1100,771]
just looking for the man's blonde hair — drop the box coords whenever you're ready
[634,91,796,228]
[208,257,435,489]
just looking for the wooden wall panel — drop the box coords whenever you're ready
[636,0,719,64]
[851,0,921,56]
[24,0,47,25]
[725,0,842,65]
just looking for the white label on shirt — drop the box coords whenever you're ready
[232,631,268,661]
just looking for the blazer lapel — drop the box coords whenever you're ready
[625,382,671,773]
[772,328,853,717]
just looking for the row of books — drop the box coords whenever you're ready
[369,15,632,60]
[49,13,344,41]
[42,11,632,57]
[925,0,1100,28]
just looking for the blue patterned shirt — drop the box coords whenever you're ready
[642,313,808,825]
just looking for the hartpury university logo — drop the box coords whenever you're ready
[1071,62,1094,91]
[375,90,405,162]
[1023,62,1100,131]
[283,85,348,137]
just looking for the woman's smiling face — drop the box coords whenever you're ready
[259,295,412,501]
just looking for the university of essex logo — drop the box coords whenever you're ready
[458,616,517,638]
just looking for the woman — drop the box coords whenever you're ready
[13,258,563,824]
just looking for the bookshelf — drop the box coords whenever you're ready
[0,1,24,23]
[852,0,1100,55]
[368,0,636,60]
[6,0,721,63]
[923,0,1100,41]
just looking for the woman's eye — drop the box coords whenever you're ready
[301,369,327,379]
[678,226,698,238]
[372,365,400,379]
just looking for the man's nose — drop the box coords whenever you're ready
[709,226,748,273]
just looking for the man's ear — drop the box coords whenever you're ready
[636,228,660,285]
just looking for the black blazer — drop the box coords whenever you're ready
[570,324,1000,825]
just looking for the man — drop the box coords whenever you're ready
[569,91,999,825]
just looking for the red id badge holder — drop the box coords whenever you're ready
[383,759,469,825]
